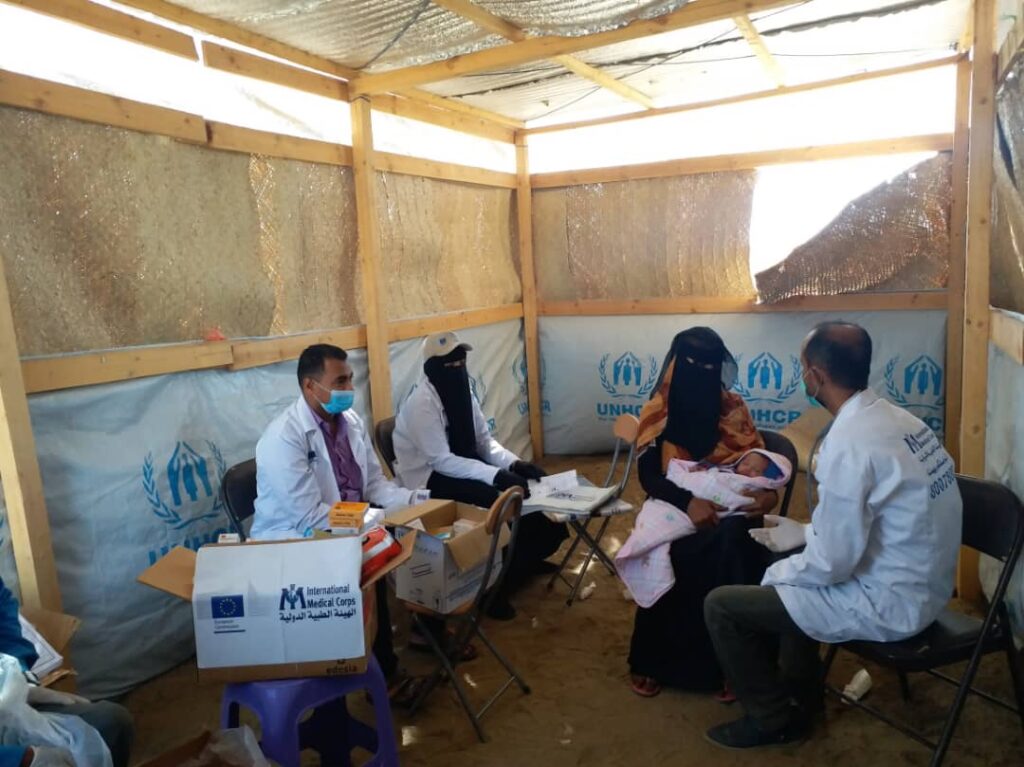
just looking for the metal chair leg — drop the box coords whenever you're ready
[547,525,584,591]
[898,671,913,702]
[929,646,989,767]
[475,624,531,694]
[1004,632,1024,732]
[408,615,486,743]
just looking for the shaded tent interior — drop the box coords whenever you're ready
[0,0,1022,763]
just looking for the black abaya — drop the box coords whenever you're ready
[627,441,771,690]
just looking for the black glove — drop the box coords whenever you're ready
[493,469,529,492]
[510,460,546,481]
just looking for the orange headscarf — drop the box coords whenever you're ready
[638,356,763,471]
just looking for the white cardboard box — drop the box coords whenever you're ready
[137,532,415,682]
[388,499,510,614]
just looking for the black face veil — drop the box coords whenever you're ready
[425,346,480,460]
[658,327,738,460]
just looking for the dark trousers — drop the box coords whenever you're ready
[36,701,133,767]
[704,585,821,731]
[372,578,399,678]
[426,471,569,590]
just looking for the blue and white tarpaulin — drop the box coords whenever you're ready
[539,311,948,454]
[389,319,531,460]
[981,340,1024,644]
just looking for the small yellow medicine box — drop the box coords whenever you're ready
[328,502,369,536]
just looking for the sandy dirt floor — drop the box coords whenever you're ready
[123,455,1024,766]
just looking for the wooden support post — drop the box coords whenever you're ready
[515,134,544,459]
[0,252,61,611]
[958,0,997,602]
[945,56,970,467]
[350,97,393,423]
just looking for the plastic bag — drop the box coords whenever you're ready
[0,654,112,767]
[179,727,270,767]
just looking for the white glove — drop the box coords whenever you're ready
[26,685,89,707]
[29,747,75,766]
[749,514,807,553]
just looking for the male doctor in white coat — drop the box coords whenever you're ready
[252,343,423,540]
[703,322,962,750]
[252,344,427,693]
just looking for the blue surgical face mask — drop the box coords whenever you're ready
[800,373,822,408]
[314,382,355,414]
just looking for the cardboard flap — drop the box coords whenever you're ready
[385,498,455,528]
[362,530,417,588]
[137,546,197,601]
[137,731,212,767]
[19,607,80,654]
[446,522,509,572]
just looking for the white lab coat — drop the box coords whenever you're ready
[763,389,962,644]
[251,397,417,540]
[393,380,519,491]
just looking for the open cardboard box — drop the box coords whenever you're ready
[387,499,509,614]
[137,531,416,683]
[21,605,80,691]
[137,731,212,767]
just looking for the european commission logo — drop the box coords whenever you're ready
[212,595,244,618]
[884,355,944,435]
[596,351,658,421]
[211,594,245,635]
[732,352,803,428]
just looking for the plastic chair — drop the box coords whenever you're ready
[405,487,530,742]
[374,417,397,477]
[221,459,257,541]
[822,475,1024,766]
[759,429,798,518]
[547,413,639,605]
[220,655,399,767]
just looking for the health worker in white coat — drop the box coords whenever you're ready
[251,344,427,691]
[393,331,568,620]
[252,344,424,541]
[703,322,962,751]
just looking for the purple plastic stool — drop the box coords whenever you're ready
[220,656,399,767]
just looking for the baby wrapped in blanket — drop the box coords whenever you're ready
[616,448,791,607]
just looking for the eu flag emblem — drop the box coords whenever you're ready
[212,595,244,618]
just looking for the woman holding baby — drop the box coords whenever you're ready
[627,327,780,699]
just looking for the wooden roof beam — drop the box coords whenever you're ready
[110,0,522,129]
[350,0,799,95]
[432,0,654,109]
[732,12,785,87]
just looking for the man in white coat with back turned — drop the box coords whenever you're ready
[252,344,427,694]
[703,322,962,750]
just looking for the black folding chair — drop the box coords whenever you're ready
[221,458,257,541]
[547,413,639,605]
[822,475,1024,766]
[374,416,397,477]
[406,487,530,742]
[759,429,798,518]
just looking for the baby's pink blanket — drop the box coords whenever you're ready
[616,449,791,607]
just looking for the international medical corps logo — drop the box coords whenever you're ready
[732,353,802,404]
[598,352,658,399]
[142,441,226,530]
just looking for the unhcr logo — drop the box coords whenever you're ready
[884,355,944,435]
[512,352,550,416]
[142,440,229,565]
[596,351,658,421]
[732,353,803,428]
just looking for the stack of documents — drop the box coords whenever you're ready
[524,471,616,515]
